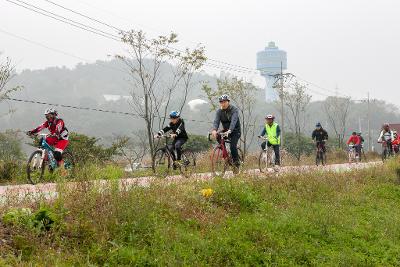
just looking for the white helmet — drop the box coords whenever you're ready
[44,108,58,116]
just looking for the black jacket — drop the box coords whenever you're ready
[312,128,328,142]
[160,119,188,140]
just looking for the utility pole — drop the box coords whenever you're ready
[367,92,371,152]
[280,61,284,146]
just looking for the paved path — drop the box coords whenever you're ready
[0,161,382,205]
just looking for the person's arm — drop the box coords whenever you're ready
[29,121,48,135]
[311,130,316,140]
[260,127,266,137]
[176,120,185,135]
[212,110,221,131]
[324,130,328,140]
[378,131,383,142]
[346,137,351,145]
[228,107,239,132]
[276,125,281,138]
[159,124,171,135]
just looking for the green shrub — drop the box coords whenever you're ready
[0,161,20,180]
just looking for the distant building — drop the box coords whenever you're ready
[257,42,287,102]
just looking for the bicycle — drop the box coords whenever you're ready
[315,140,327,166]
[26,133,74,184]
[359,144,367,162]
[209,131,244,176]
[153,134,196,177]
[347,144,360,163]
[258,136,278,172]
[379,140,393,162]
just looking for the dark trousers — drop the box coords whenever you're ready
[229,132,241,164]
[316,141,326,153]
[167,138,186,161]
[261,141,280,165]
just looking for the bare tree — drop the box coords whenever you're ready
[324,96,351,148]
[202,77,258,157]
[0,54,19,104]
[116,30,206,170]
[114,131,149,171]
[282,81,312,160]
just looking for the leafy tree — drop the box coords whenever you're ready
[281,81,312,160]
[67,132,122,164]
[0,130,24,161]
[283,132,314,158]
[184,134,210,153]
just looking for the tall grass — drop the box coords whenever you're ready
[1,158,400,265]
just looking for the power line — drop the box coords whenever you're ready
[5,0,121,41]
[0,27,128,74]
[4,0,354,98]
[42,0,123,33]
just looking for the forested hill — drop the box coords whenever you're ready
[1,59,399,145]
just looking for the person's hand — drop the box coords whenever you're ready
[211,129,217,139]
[170,133,177,139]
[26,131,32,136]
[226,130,232,136]
[154,134,160,139]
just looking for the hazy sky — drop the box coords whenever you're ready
[1,0,399,102]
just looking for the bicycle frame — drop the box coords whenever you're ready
[32,134,56,169]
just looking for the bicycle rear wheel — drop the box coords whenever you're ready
[180,150,196,178]
[153,148,172,177]
[211,147,227,176]
[27,150,46,184]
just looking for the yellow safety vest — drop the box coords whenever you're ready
[265,122,280,145]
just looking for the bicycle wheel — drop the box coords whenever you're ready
[259,150,270,172]
[211,146,227,176]
[382,147,388,162]
[179,150,196,178]
[27,150,46,184]
[153,148,172,177]
[321,151,327,166]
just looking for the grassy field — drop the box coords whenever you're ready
[0,158,399,266]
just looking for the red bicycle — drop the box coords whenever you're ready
[208,131,244,176]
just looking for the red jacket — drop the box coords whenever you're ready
[30,118,69,140]
[392,137,400,146]
[347,135,361,145]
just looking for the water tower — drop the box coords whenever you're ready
[257,42,287,102]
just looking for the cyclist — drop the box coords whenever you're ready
[211,94,241,168]
[392,131,400,154]
[346,131,361,156]
[259,114,281,166]
[378,123,394,154]
[155,111,188,168]
[27,108,69,171]
[311,122,328,153]
[357,132,365,145]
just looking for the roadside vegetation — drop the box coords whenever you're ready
[1,158,400,265]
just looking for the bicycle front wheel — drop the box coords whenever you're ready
[258,150,270,173]
[27,150,45,184]
[211,147,227,176]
